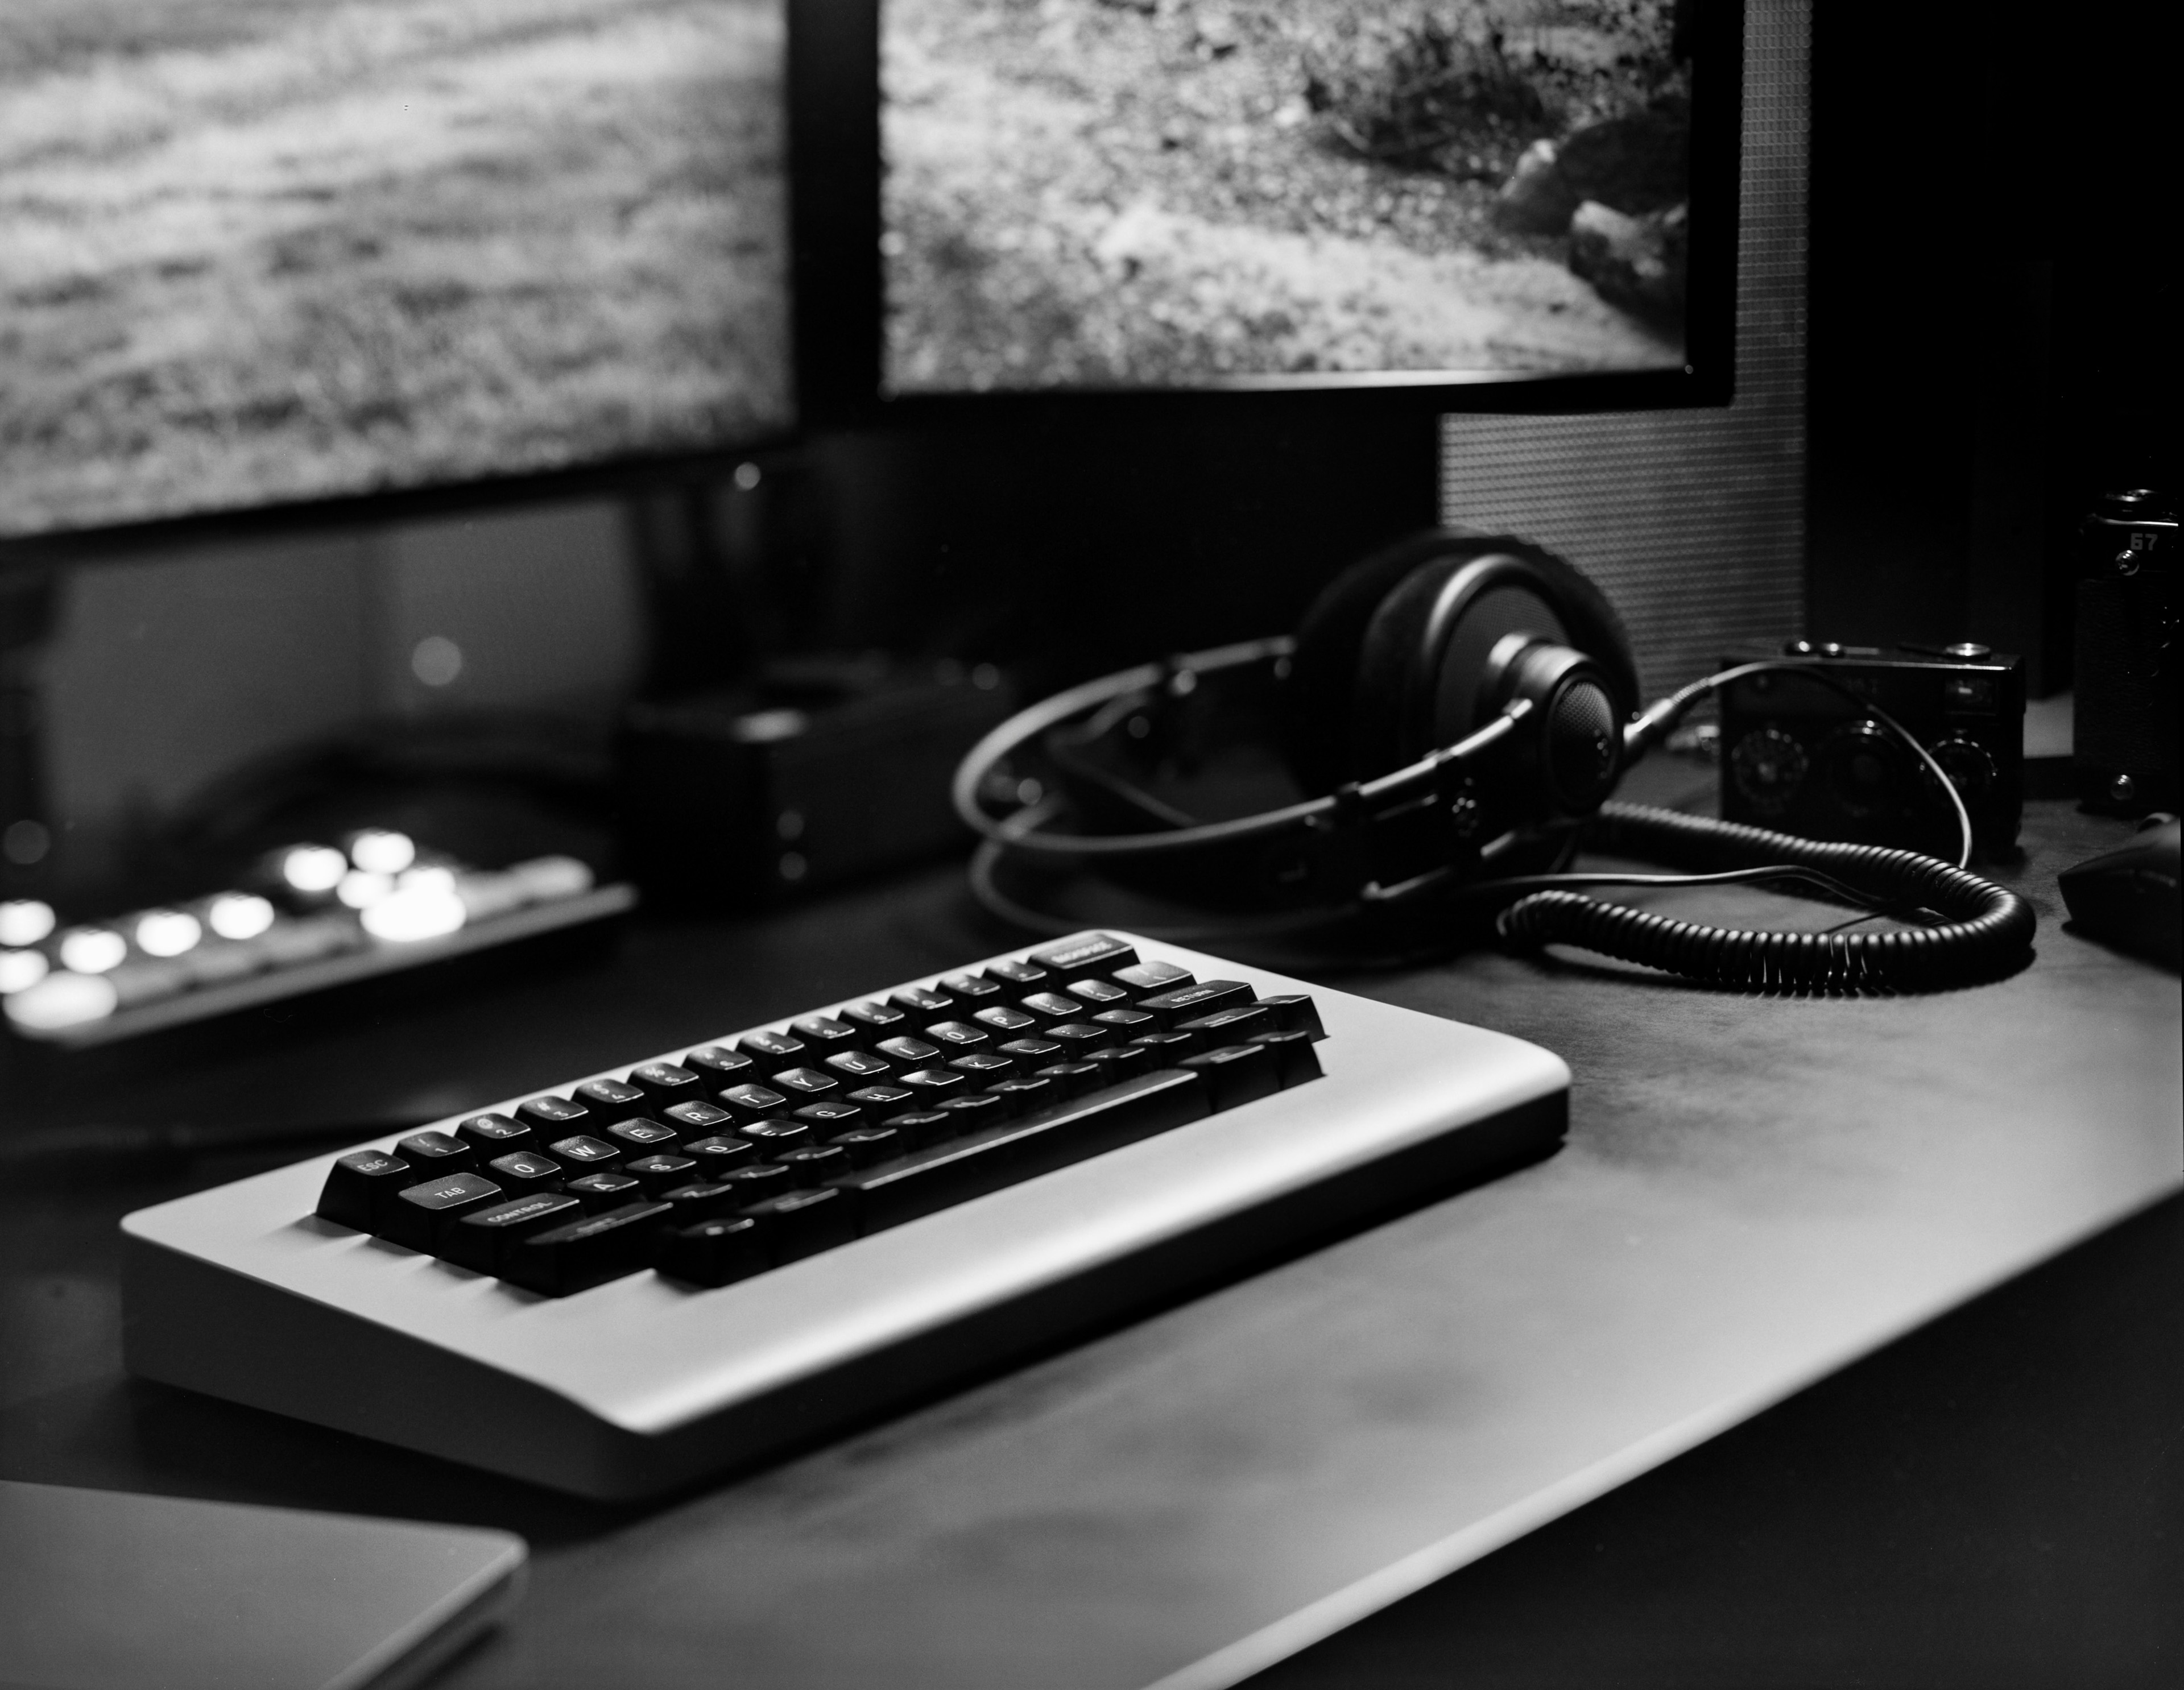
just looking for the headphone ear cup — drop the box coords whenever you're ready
[1283,527,1642,790]
[1281,528,1503,792]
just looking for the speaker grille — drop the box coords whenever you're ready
[1440,0,1810,703]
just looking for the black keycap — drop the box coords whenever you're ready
[573,1077,646,1121]
[1136,979,1254,1028]
[665,1099,737,1136]
[739,1029,804,1061]
[1250,1029,1325,1087]
[655,1182,751,1223]
[948,1050,1015,1082]
[738,1118,814,1150]
[835,1068,1210,1235]
[622,1152,700,1195]
[680,1134,761,1178]
[715,1162,797,1202]
[1113,959,1193,992]
[503,1202,673,1297]
[683,1046,756,1087]
[395,1130,474,1175]
[549,1133,623,1170]
[1033,933,1139,975]
[987,1075,1061,1116]
[824,1049,894,1080]
[629,1063,704,1107]
[1066,978,1130,1006]
[1131,1030,1199,1063]
[1176,1004,1275,1049]
[1089,1007,1157,1039]
[1020,991,1082,1021]
[845,1083,915,1113]
[1083,1043,1152,1082]
[769,1066,839,1098]
[875,1035,940,1065]
[382,1173,503,1253]
[842,1000,907,1030]
[315,1149,413,1232]
[741,1188,855,1262]
[891,985,953,1014]
[792,1016,859,1046]
[878,1110,953,1150]
[772,1144,851,1186]
[1033,1060,1101,1099]
[659,1216,770,1287]
[485,1149,566,1194]
[923,1020,989,1048]
[793,1099,864,1132]
[939,974,1001,999]
[971,1004,1037,1033]
[719,1083,791,1123]
[828,1126,906,1168]
[1044,1022,1113,1054]
[565,1170,644,1211]
[516,1095,590,1130]
[453,1113,535,1155]
[1181,1043,1281,1111]
[936,1092,1008,1131]
[982,957,1048,987]
[897,1067,967,1103]
[1256,995,1327,1039]
[440,1194,581,1275]
[606,1118,681,1153]
[997,1036,1063,1064]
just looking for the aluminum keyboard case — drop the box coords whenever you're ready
[121,934,1569,1499]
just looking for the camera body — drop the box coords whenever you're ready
[1718,642,2024,858]
[2073,488,2177,815]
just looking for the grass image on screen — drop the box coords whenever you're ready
[883,0,1690,392]
[1,0,789,539]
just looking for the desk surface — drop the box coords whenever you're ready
[3,775,2177,1689]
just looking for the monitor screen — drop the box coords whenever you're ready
[1,0,792,545]
[794,0,1736,419]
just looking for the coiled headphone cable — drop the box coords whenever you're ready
[1492,803,2037,991]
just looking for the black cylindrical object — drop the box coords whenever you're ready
[2074,488,2177,814]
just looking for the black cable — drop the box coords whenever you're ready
[1494,804,2036,991]
[957,655,2029,991]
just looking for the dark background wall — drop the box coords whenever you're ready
[1804,3,2175,695]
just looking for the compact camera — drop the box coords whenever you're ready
[1717,642,2024,858]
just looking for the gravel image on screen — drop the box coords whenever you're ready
[883,0,1692,392]
[1,0,788,539]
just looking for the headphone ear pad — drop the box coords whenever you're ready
[1285,527,1643,790]
[1282,528,1504,793]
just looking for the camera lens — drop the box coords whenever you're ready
[1821,720,1911,820]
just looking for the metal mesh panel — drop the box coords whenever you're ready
[1441,0,1810,702]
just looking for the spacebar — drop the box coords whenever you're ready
[832,1068,1212,1235]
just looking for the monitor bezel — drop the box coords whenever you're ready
[791,0,1744,429]
[0,429,799,569]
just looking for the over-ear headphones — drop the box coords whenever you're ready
[954,530,2037,991]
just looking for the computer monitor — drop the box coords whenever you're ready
[0,0,795,555]
[793,0,1739,425]
[786,0,1742,677]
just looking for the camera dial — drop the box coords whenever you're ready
[1926,735,1997,800]
[1728,727,1808,815]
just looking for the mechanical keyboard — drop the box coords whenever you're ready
[122,931,1569,1498]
